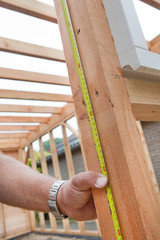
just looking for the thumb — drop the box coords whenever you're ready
[71,171,108,191]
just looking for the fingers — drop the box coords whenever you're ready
[71,171,108,191]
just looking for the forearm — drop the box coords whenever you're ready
[0,154,56,212]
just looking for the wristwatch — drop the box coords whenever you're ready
[48,180,68,219]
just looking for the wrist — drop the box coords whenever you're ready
[48,180,68,219]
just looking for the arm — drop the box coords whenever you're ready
[0,153,108,221]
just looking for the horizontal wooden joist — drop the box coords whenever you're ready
[21,103,75,148]
[0,139,21,150]
[0,125,39,132]
[140,0,160,10]
[0,116,49,123]
[0,0,57,23]
[0,68,70,86]
[0,89,73,102]
[0,104,62,114]
[125,76,160,121]
[0,37,65,62]
[0,133,29,139]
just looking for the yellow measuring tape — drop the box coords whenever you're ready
[61,0,122,239]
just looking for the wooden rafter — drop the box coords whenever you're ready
[0,37,65,62]
[0,68,70,86]
[0,89,73,103]
[0,0,57,23]
[0,104,61,114]
[0,125,39,132]
[0,116,49,123]
[21,103,75,148]
[140,0,160,10]
[0,139,21,150]
[0,133,29,139]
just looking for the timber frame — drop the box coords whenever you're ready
[0,0,160,239]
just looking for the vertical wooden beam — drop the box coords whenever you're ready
[48,130,71,233]
[29,144,45,231]
[136,121,160,204]
[49,131,61,179]
[55,0,160,239]
[1,204,6,238]
[38,137,57,232]
[61,125,85,233]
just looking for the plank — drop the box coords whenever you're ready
[0,125,39,132]
[38,137,57,232]
[29,144,45,231]
[0,0,57,23]
[0,68,70,86]
[0,133,29,139]
[55,0,160,239]
[0,37,65,62]
[140,0,160,10]
[137,122,160,203]
[0,116,49,123]
[21,103,75,148]
[0,89,73,103]
[0,104,61,114]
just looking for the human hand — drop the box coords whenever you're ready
[57,171,108,221]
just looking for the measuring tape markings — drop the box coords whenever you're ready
[61,1,122,239]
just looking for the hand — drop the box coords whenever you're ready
[57,171,108,221]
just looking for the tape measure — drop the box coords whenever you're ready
[61,0,122,239]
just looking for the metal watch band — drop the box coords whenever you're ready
[48,180,68,220]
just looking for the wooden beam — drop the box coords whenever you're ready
[0,116,49,123]
[0,125,39,132]
[29,144,45,231]
[0,204,6,238]
[0,37,65,62]
[0,133,29,139]
[148,34,160,54]
[140,0,160,10]
[21,103,75,148]
[0,104,62,114]
[0,0,57,23]
[125,77,160,121]
[0,139,20,150]
[55,0,160,239]
[0,89,73,103]
[62,122,79,139]
[38,137,58,232]
[0,68,70,86]
[61,125,85,232]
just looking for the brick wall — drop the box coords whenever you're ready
[142,122,160,189]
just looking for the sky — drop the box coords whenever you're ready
[0,0,159,147]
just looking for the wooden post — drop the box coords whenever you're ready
[0,204,6,238]
[48,130,70,232]
[61,125,85,233]
[38,137,57,232]
[29,144,45,231]
[55,0,160,239]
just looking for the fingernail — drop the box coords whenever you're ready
[95,177,108,188]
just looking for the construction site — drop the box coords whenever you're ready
[0,0,160,239]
